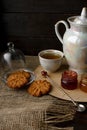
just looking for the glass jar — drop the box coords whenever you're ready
[61,70,78,90]
[80,73,87,93]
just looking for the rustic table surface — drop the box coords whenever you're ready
[0,56,87,130]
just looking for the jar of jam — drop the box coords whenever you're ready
[80,73,87,93]
[61,70,78,90]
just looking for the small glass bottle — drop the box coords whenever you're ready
[61,70,78,90]
[80,73,87,93]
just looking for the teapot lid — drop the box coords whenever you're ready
[74,7,87,25]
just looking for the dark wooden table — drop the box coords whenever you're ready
[0,56,87,130]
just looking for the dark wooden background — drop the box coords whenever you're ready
[0,0,87,55]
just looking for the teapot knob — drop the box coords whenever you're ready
[81,7,87,19]
[7,42,14,52]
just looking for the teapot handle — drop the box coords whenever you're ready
[55,20,69,44]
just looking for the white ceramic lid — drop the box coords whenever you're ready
[74,7,87,25]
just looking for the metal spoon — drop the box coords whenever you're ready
[41,70,86,112]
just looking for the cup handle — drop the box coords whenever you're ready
[55,20,69,44]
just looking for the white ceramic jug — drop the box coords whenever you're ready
[55,7,87,73]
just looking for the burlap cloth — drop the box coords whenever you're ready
[0,56,76,130]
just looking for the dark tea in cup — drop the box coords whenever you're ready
[41,53,61,59]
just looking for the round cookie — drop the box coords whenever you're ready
[27,80,52,96]
[12,70,31,79]
[7,70,31,88]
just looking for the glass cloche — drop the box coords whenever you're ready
[0,42,26,73]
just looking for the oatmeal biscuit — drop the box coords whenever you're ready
[7,70,31,88]
[22,70,31,79]
[12,70,31,79]
[27,80,51,96]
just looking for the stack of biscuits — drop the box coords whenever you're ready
[7,70,52,97]
[7,70,31,89]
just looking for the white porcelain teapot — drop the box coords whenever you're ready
[55,7,87,74]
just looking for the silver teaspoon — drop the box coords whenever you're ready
[41,70,86,112]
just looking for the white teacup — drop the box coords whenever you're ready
[38,49,64,72]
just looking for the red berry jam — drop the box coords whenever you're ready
[61,70,78,90]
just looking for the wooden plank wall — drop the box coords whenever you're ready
[0,0,87,55]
